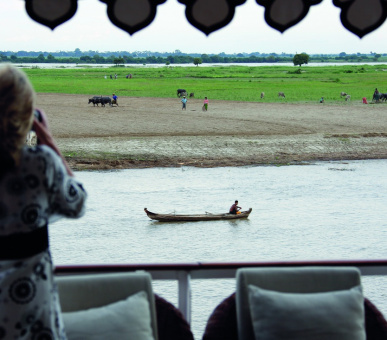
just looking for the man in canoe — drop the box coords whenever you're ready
[229,200,242,214]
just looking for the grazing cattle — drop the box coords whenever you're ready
[88,96,102,106]
[177,89,187,97]
[260,92,265,99]
[345,94,351,101]
[278,92,285,98]
[340,92,347,97]
[189,92,194,98]
[380,93,387,102]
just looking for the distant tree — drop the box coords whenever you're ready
[47,54,55,61]
[114,57,125,66]
[10,55,17,62]
[80,55,92,62]
[210,55,221,63]
[93,54,105,63]
[193,57,202,66]
[293,53,309,66]
[266,55,277,62]
[37,54,45,62]
[374,53,381,61]
[201,54,210,63]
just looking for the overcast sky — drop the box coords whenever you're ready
[1,0,386,54]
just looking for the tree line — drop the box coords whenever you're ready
[0,53,293,65]
[0,52,384,66]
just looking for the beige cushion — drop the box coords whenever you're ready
[56,272,158,340]
[248,284,365,340]
[236,267,362,340]
[63,291,155,340]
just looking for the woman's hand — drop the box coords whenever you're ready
[32,109,74,176]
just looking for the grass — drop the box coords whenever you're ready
[22,65,387,103]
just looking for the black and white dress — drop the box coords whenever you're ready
[0,145,87,340]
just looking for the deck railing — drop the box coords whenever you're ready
[55,259,387,324]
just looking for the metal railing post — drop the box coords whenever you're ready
[177,270,191,324]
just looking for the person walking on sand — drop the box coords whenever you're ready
[229,200,242,214]
[181,96,187,110]
[203,97,209,111]
[0,64,87,339]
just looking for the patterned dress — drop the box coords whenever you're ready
[0,145,87,340]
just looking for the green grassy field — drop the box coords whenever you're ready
[22,65,387,103]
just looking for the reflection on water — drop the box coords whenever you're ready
[50,160,387,338]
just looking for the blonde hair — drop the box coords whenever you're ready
[0,64,35,170]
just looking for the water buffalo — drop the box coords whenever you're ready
[177,89,187,97]
[340,92,347,97]
[345,94,351,101]
[100,96,112,107]
[260,92,265,99]
[88,96,102,106]
[380,93,387,101]
[278,92,285,98]
[189,92,194,98]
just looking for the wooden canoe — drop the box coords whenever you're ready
[144,207,252,222]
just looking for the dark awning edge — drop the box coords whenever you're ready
[24,0,387,38]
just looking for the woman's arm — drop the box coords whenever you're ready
[32,109,74,176]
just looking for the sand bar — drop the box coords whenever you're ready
[36,93,387,169]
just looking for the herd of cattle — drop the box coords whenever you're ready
[88,90,386,107]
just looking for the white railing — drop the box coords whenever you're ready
[55,259,387,324]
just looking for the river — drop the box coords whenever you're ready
[50,160,387,338]
[16,62,387,69]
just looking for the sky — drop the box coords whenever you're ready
[0,0,386,54]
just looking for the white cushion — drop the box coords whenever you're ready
[62,291,155,340]
[248,284,366,340]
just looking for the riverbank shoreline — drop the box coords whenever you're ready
[35,94,387,170]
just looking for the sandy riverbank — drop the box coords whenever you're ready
[35,93,387,170]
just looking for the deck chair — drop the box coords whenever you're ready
[56,271,158,340]
[236,266,367,340]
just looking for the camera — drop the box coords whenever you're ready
[31,109,43,131]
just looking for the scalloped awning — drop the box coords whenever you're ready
[24,0,387,38]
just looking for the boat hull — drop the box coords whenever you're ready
[144,208,252,222]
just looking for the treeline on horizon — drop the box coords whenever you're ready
[1,49,385,64]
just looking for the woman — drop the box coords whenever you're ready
[0,65,87,339]
[203,97,209,111]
